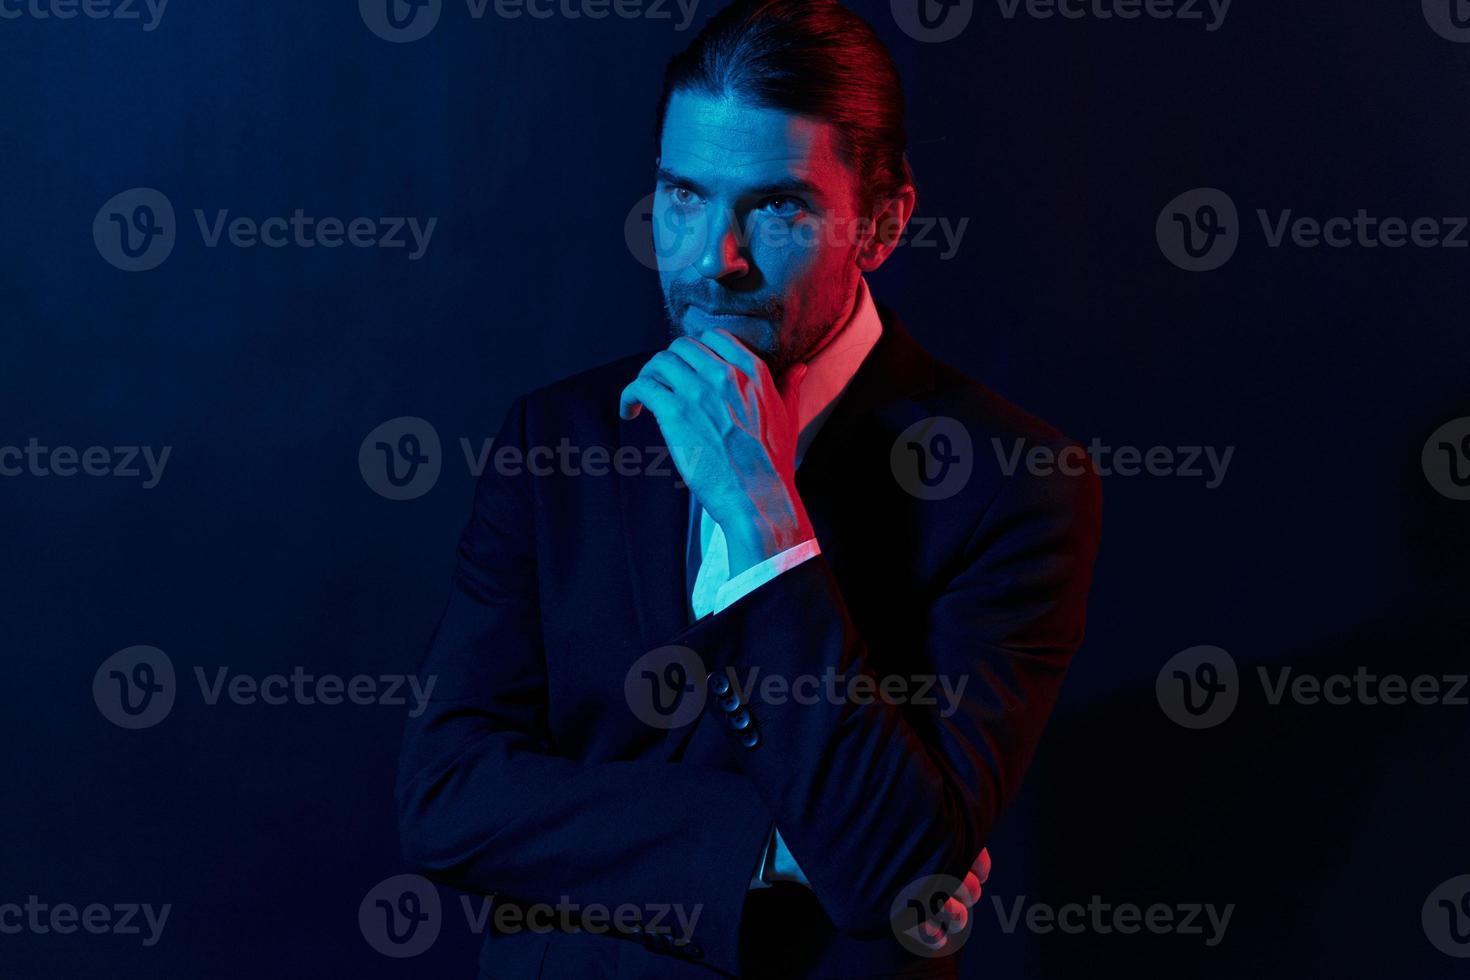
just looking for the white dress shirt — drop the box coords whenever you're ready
[682,275,884,889]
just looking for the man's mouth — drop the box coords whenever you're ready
[688,306,763,319]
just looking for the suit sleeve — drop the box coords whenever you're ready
[669,451,1103,937]
[395,394,773,976]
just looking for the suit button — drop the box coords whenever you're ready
[708,672,730,696]
[740,728,760,749]
[728,709,751,730]
[717,690,741,712]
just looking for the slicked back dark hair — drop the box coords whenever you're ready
[654,0,914,214]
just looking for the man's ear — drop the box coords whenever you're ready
[856,184,917,273]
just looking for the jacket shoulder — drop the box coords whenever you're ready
[918,353,1103,520]
[515,348,658,427]
[928,358,1079,450]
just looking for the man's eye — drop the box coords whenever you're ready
[762,196,807,218]
[667,187,701,209]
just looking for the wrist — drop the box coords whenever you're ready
[722,497,814,576]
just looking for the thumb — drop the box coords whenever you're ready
[778,362,808,423]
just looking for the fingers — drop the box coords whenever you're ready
[642,349,701,391]
[956,870,982,908]
[666,336,733,386]
[778,362,807,422]
[972,847,992,885]
[915,856,989,953]
[622,328,789,421]
[619,349,700,420]
[918,894,969,951]
[917,919,947,949]
[699,328,769,383]
[618,376,674,421]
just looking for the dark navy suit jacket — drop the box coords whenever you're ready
[396,304,1103,978]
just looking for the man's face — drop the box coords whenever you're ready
[653,91,868,373]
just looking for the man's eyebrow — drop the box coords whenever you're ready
[655,167,824,201]
[655,167,709,196]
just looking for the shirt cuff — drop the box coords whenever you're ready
[711,538,821,616]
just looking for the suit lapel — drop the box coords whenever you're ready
[797,302,935,480]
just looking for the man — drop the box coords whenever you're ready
[396,1,1102,976]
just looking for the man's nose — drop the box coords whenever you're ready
[696,207,750,281]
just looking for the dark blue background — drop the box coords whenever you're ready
[2,0,1467,975]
